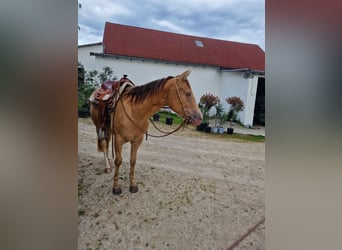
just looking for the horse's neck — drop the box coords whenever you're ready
[130,85,170,120]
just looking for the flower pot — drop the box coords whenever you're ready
[218,127,225,134]
[205,126,212,133]
[153,114,160,121]
[165,117,173,125]
[211,126,219,133]
[227,128,234,134]
[196,122,208,131]
[78,110,90,118]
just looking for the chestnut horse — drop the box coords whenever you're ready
[90,70,202,195]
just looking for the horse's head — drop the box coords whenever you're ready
[167,70,202,126]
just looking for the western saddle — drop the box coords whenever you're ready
[89,74,135,130]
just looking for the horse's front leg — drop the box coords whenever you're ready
[129,137,143,193]
[102,140,111,173]
[112,136,124,195]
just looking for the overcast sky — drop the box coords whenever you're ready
[78,0,265,50]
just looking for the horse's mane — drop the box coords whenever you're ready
[124,76,174,105]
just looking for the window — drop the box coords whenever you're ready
[195,40,204,47]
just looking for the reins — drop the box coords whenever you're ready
[148,117,187,138]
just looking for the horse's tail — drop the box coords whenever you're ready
[96,127,108,152]
[97,132,114,160]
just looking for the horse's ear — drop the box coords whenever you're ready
[180,69,192,80]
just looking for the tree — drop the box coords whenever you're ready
[199,93,220,122]
[78,66,117,113]
[225,96,245,122]
[200,93,220,110]
[98,66,114,83]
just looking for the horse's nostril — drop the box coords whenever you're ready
[196,112,203,121]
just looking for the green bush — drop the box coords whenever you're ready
[78,65,117,112]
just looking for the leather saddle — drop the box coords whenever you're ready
[89,75,135,129]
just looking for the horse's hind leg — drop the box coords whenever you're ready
[129,137,143,193]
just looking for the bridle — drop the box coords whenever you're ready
[118,76,191,139]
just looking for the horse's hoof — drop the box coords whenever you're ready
[112,187,122,195]
[104,168,111,173]
[129,186,139,193]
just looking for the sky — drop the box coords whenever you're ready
[78,0,265,51]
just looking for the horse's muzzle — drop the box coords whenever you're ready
[187,112,202,126]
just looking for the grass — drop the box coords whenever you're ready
[194,131,265,142]
[228,133,265,142]
[152,111,184,125]
[182,125,265,143]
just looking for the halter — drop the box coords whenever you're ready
[118,76,190,139]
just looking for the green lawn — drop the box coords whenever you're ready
[228,133,265,142]
[150,112,265,143]
[152,111,184,125]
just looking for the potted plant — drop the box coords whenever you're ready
[196,103,209,131]
[212,102,224,133]
[152,112,160,121]
[165,117,173,125]
[197,93,219,132]
[217,110,227,134]
[225,96,245,134]
[227,123,234,134]
[165,110,173,125]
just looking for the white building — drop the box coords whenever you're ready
[78,22,265,127]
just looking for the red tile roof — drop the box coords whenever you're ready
[103,22,265,71]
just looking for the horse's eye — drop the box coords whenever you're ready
[185,92,192,97]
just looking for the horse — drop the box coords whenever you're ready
[89,70,202,195]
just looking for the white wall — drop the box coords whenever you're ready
[219,71,253,125]
[85,55,220,106]
[242,76,259,127]
[78,44,103,71]
[78,46,257,126]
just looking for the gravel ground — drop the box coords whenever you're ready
[78,118,265,250]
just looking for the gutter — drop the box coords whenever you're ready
[219,67,265,78]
